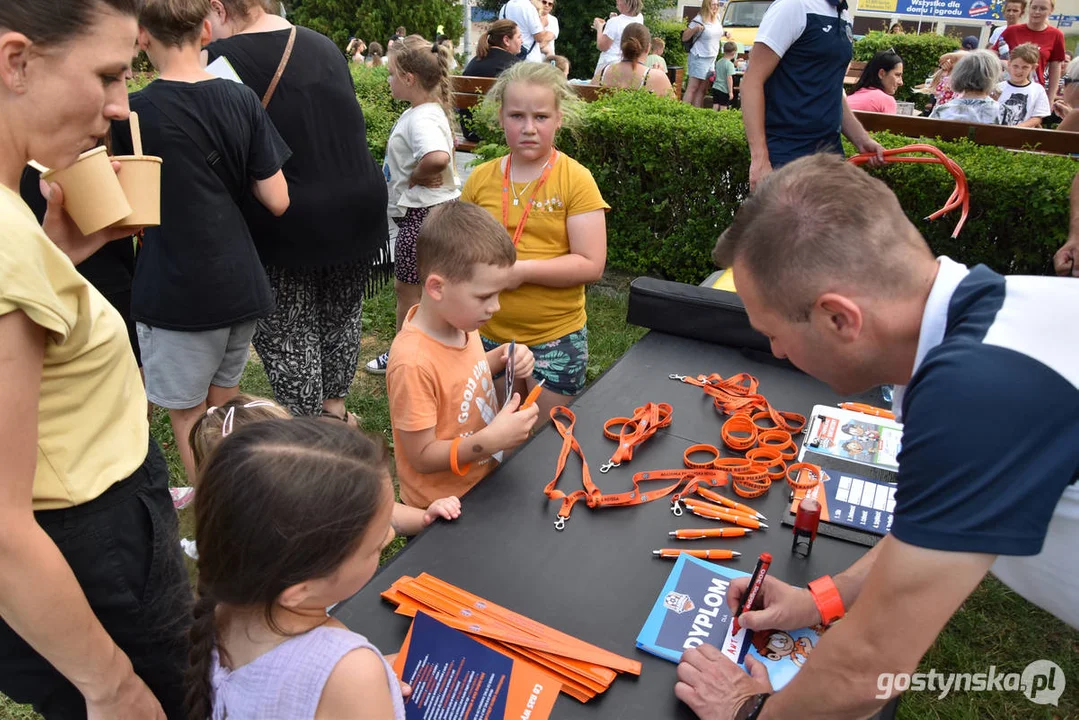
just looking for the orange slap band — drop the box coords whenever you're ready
[449,436,472,476]
[684,444,721,470]
[721,414,758,451]
[786,462,822,491]
[808,575,846,626]
[730,464,772,498]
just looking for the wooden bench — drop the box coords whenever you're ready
[844,60,867,86]
[452,75,611,151]
[853,111,1079,156]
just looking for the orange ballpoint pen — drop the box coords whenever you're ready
[696,487,767,520]
[839,402,896,420]
[669,528,753,539]
[684,497,758,521]
[653,549,741,560]
[688,505,768,529]
[520,379,546,410]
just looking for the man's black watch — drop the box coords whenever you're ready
[734,693,771,720]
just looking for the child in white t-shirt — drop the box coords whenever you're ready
[996,42,1051,127]
[366,35,462,375]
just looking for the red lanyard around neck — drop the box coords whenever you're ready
[501,148,558,246]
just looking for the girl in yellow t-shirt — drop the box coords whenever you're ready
[461,62,609,421]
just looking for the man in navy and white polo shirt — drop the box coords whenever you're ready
[740,0,884,190]
[674,154,1078,720]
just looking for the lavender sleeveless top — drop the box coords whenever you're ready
[210,626,407,719]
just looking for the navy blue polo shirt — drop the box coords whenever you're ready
[891,257,1079,628]
[755,0,852,166]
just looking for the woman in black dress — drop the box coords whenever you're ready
[205,0,391,421]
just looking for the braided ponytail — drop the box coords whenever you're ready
[393,35,460,133]
[184,586,218,720]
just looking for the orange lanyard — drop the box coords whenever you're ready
[501,149,558,246]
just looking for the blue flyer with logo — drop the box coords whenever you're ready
[636,555,823,690]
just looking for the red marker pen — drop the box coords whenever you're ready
[733,552,772,634]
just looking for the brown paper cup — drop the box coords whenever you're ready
[40,146,132,235]
[112,155,163,229]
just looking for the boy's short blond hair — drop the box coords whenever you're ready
[1010,42,1040,66]
[723,41,738,55]
[417,201,516,283]
[650,37,665,54]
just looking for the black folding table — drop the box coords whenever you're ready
[336,281,894,719]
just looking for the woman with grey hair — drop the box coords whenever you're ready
[930,49,1002,123]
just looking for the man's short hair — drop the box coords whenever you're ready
[712,154,933,320]
[417,201,517,283]
[1005,0,1027,10]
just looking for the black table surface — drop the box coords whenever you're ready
[336,332,888,719]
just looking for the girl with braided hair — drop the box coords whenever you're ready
[184,419,408,719]
[364,35,462,374]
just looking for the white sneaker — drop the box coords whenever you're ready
[364,351,390,375]
[180,538,199,560]
[169,486,195,510]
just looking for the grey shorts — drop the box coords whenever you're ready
[137,321,256,409]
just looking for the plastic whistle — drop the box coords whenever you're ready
[688,505,768,529]
[669,528,753,539]
[839,402,896,420]
[653,549,741,560]
[696,487,767,520]
[520,379,546,410]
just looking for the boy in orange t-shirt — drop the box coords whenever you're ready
[386,202,541,508]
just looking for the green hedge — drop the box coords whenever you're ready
[350,67,1075,280]
[350,65,408,165]
[853,31,960,105]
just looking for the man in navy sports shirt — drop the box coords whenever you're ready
[740,0,884,190]
[676,154,1079,720]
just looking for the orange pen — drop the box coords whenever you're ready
[697,487,767,520]
[839,402,896,420]
[653,549,741,560]
[520,379,546,410]
[669,528,753,539]
[684,497,757,521]
[689,506,768,529]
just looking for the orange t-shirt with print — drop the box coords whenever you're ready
[386,306,500,508]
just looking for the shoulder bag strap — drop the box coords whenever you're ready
[140,90,243,204]
[262,25,297,109]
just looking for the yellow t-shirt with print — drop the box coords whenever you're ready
[0,184,148,510]
[461,153,609,346]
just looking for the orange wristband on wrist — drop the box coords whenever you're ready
[450,436,472,477]
[808,575,845,626]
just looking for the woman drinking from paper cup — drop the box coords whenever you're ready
[0,1,191,716]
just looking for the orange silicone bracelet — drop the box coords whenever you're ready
[450,436,472,477]
[786,462,822,490]
[721,414,758,451]
[758,429,797,460]
[746,446,786,480]
[684,444,721,470]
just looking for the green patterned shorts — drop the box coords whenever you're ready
[482,326,589,396]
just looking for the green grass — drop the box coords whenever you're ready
[3,274,1077,719]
